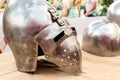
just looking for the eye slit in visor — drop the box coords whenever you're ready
[54,31,64,42]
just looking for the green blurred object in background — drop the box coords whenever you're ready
[0,0,6,9]
[47,0,52,2]
[98,0,114,5]
[47,0,62,10]
[1,0,117,17]
[57,0,62,10]
[96,0,115,16]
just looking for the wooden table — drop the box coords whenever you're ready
[0,36,120,80]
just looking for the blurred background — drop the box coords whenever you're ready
[49,0,117,17]
[45,0,116,17]
[0,0,118,17]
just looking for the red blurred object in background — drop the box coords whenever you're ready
[0,38,7,54]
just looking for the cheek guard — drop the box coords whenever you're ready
[3,0,81,75]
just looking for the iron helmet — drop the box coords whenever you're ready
[3,0,81,75]
[107,1,120,26]
[82,19,120,56]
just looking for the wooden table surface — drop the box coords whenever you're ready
[0,36,120,80]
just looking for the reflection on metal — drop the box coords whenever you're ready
[3,0,81,75]
[82,19,120,56]
[107,1,120,26]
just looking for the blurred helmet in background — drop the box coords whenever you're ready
[107,1,120,26]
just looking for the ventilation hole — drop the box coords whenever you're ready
[74,53,77,56]
[54,31,64,42]
[67,56,70,59]
[64,49,67,52]
[70,63,73,66]
[61,59,64,62]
